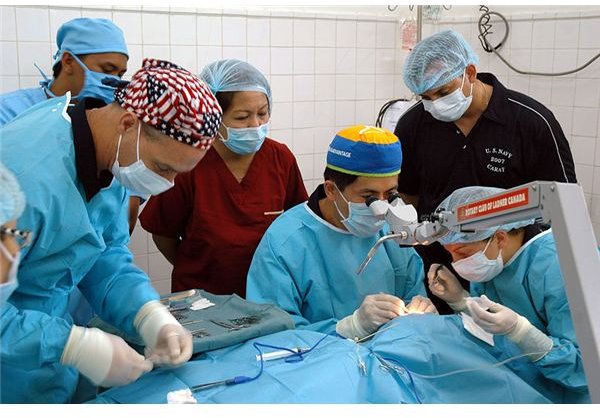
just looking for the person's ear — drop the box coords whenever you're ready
[117,111,138,136]
[495,230,509,250]
[465,64,477,83]
[60,52,77,76]
[323,180,338,201]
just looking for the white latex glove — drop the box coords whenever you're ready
[406,295,438,314]
[336,293,407,339]
[61,326,153,387]
[466,295,519,334]
[134,301,193,367]
[467,295,553,361]
[427,263,469,311]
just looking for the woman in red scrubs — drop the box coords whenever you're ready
[139,59,308,297]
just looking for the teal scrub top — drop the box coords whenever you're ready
[246,201,426,334]
[0,86,47,127]
[472,229,589,402]
[0,94,159,403]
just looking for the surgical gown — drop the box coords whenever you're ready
[0,95,159,403]
[246,199,426,334]
[0,86,46,126]
[471,229,589,403]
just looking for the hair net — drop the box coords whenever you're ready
[115,58,222,149]
[326,125,402,177]
[437,186,535,245]
[200,59,273,113]
[52,18,128,69]
[403,29,479,95]
[0,163,25,226]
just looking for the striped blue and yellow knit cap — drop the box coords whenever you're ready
[326,125,402,177]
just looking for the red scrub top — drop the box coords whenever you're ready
[139,138,308,297]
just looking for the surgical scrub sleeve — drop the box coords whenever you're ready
[0,96,159,403]
[246,202,426,334]
[471,230,589,402]
[0,87,47,126]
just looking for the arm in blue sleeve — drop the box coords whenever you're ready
[532,261,588,391]
[386,243,426,302]
[0,303,72,370]
[78,188,158,337]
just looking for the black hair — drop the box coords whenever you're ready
[215,91,235,114]
[323,167,357,192]
[52,53,89,78]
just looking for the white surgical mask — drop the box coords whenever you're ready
[333,184,387,238]
[0,241,20,305]
[422,70,473,122]
[111,123,175,196]
[451,235,503,283]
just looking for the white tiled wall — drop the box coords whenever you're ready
[0,5,406,291]
[421,7,600,242]
[3,5,599,292]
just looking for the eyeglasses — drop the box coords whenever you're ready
[0,226,32,249]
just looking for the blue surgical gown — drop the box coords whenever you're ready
[1,85,96,326]
[246,202,426,333]
[0,95,159,403]
[0,86,46,126]
[471,229,589,402]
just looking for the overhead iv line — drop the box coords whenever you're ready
[477,5,600,76]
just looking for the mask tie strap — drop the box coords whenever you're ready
[135,122,141,162]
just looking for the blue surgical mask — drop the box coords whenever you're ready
[422,70,473,122]
[0,241,20,305]
[39,53,121,104]
[111,123,175,197]
[333,184,387,238]
[451,236,503,283]
[70,53,121,104]
[218,122,269,155]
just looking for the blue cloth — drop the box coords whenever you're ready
[0,84,96,326]
[52,18,128,68]
[0,95,159,403]
[403,29,479,95]
[0,87,46,127]
[246,202,425,333]
[90,315,552,404]
[471,229,590,403]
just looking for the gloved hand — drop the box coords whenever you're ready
[406,295,438,314]
[466,295,553,361]
[61,326,153,387]
[134,301,193,367]
[336,293,407,339]
[427,263,469,311]
[466,295,518,334]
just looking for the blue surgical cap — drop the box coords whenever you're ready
[0,163,25,226]
[403,29,479,95]
[52,18,128,68]
[200,59,273,113]
[437,186,535,245]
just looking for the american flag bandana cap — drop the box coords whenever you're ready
[115,58,222,149]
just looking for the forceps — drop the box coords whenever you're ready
[209,319,248,331]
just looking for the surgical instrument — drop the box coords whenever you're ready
[190,375,253,392]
